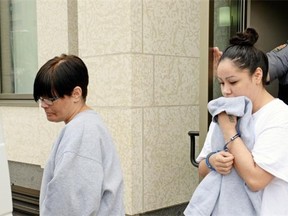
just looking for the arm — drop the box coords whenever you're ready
[197,121,234,178]
[41,153,103,216]
[217,112,274,191]
[266,42,288,82]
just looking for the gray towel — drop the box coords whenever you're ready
[184,96,262,216]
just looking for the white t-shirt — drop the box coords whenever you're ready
[197,99,288,216]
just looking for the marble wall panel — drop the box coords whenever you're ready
[37,0,69,66]
[143,0,200,57]
[131,55,154,107]
[85,54,154,107]
[154,56,199,106]
[143,105,199,211]
[85,55,132,107]
[95,107,143,215]
[78,0,142,56]
[1,107,40,164]
[2,107,62,166]
[131,0,143,53]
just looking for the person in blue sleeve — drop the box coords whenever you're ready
[33,54,125,216]
[266,41,288,104]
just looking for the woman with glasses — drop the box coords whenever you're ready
[33,54,125,216]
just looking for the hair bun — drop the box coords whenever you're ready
[229,28,259,46]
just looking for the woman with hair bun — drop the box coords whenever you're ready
[185,28,288,216]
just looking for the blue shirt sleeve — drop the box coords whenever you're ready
[267,42,288,84]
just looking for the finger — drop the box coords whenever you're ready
[220,151,233,157]
[215,161,233,169]
[218,151,234,160]
[212,47,223,58]
[217,167,232,175]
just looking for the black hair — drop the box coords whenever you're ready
[219,28,268,84]
[33,54,89,101]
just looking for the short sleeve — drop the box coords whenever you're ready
[267,43,288,84]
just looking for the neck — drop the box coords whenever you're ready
[65,103,91,124]
[252,89,274,113]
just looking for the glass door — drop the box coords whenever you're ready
[209,0,247,101]
[199,0,247,144]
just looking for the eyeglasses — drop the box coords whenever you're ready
[38,96,59,105]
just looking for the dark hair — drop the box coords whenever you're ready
[219,28,268,84]
[33,54,89,101]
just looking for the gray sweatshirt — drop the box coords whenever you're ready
[40,110,125,216]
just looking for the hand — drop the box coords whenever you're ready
[210,151,234,175]
[212,47,223,76]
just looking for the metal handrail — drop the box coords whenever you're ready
[188,131,199,167]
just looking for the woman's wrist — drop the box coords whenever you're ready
[206,151,218,171]
[223,129,238,141]
[224,132,241,151]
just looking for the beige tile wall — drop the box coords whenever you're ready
[5,0,201,214]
